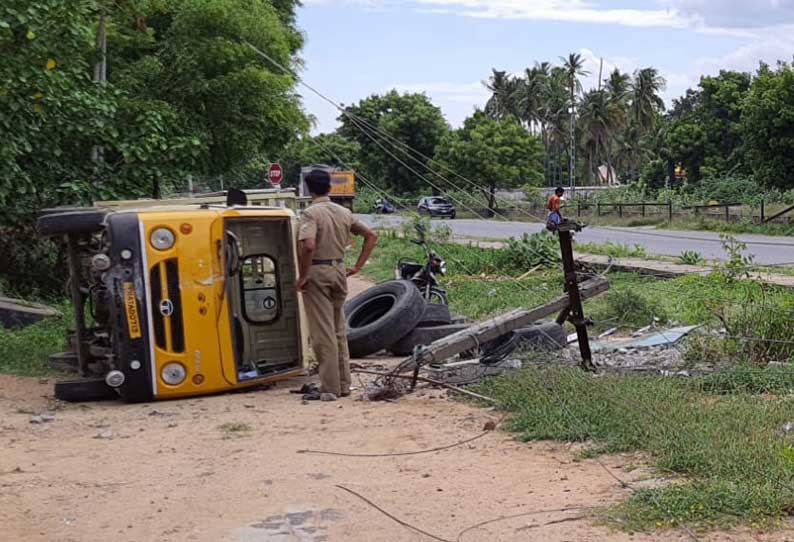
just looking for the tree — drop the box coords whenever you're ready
[0,0,308,293]
[484,69,520,121]
[277,133,362,187]
[579,89,624,183]
[742,63,794,189]
[561,53,589,188]
[433,111,544,213]
[666,70,751,182]
[629,67,666,133]
[338,91,449,194]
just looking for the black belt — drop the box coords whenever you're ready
[312,259,344,266]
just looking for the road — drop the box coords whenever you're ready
[358,214,794,265]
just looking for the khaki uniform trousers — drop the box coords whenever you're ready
[303,264,351,396]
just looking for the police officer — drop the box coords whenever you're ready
[297,169,378,401]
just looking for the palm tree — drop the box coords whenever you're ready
[560,53,590,190]
[605,68,631,105]
[579,89,626,184]
[630,67,666,134]
[484,69,519,121]
[542,67,572,186]
[626,67,666,180]
[514,66,548,134]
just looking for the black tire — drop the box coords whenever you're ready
[37,210,108,236]
[450,212,456,219]
[54,377,118,402]
[387,323,470,356]
[344,280,425,358]
[416,302,452,327]
[513,322,568,351]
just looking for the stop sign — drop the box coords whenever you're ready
[268,163,283,186]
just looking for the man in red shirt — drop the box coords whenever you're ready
[546,187,564,228]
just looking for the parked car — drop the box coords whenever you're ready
[417,197,456,218]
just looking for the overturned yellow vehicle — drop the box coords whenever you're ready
[38,191,305,402]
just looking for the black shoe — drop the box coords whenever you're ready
[302,389,322,401]
[292,383,318,395]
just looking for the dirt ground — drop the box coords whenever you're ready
[1,277,791,542]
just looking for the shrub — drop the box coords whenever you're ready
[502,231,560,270]
[595,288,667,328]
[678,250,704,265]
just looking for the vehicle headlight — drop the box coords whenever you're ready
[161,362,186,385]
[440,261,448,275]
[150,227,176,251]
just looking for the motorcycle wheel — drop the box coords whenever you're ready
[427,286,448,305]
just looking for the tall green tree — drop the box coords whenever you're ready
[433,111,544,212]
[338,90,449,194]
[484,69,520,121]
[665,70,751,182]
[743,63,794,189]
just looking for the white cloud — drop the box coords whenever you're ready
[661,0,794,29]
[414,0,683,28]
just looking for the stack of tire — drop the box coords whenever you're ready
[343,280,568,359]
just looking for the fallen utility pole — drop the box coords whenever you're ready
[411,277,609,368]
[556,220,596,371]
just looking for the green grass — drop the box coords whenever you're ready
[0,301,70,376]
[475,366,794,531]
[574,240,653,260]
[360,234,794,531]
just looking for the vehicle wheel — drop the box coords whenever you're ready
[427,286,448,305]
[37,210,107,236]
[416,301,452,327]
[344,280,425,358]
[54,377,118,402]
[450,212,456,219]
[513,322,568,351]
[387,323,470,357]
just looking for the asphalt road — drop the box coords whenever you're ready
[358,214,794,265]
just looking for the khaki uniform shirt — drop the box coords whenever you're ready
[298,197,363,260]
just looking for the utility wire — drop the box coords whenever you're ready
[244,39,548,222]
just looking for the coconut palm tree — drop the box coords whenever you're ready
[484,69,519,121]
[514,66,548,134]
[630,67,666,134]
[560,53,590,189]
[605,68,631,105]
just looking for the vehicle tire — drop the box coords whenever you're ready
[513,322,568,351]
[37,210,107,236]
[416,302,452,327]
[344,280,425,358]
[450,212,456,219]
[54,377,118,402]
[387,323,470,356]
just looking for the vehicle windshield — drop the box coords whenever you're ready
[429,198,450,205]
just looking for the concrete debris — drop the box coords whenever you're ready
[94,430,114,440]
[597,327,618,339]
[29,414,55,424]
[591,325,701,352]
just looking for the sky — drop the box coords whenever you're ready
[297,0,794,133]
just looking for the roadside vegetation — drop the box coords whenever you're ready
[358,232,794,532]
[0,302,70,376]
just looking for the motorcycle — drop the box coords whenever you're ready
[395,224,448,305]
[373,198,396,214]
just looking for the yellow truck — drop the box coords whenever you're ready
[37,190,308,402]
[299,165,355,210]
